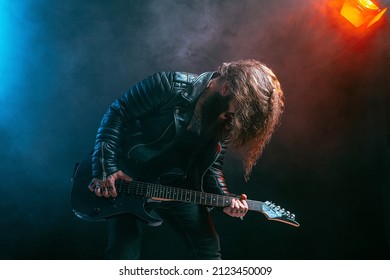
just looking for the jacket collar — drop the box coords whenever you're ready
[181,71,216,104]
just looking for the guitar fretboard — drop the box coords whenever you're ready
[115,180,264,211]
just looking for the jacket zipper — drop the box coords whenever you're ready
[100,141,107,181]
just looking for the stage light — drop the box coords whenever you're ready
[340,0,388,28]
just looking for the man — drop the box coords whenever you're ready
[88,59,284,259]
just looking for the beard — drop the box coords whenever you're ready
[187,109,202,136]
[187,91,232,141]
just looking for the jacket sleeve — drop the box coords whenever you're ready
[91,72,174,179]
[202,141,232,196]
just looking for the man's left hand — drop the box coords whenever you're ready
[223,194,248,219]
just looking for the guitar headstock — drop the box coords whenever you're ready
[261,201,300,227]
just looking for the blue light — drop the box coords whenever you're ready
[0,1,35,122]
[1,1,19,94]
[0,0,40,155]
[0,1,24,108]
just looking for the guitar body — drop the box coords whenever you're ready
[71,155,163,226]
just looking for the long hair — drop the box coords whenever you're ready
[218,59,285,180]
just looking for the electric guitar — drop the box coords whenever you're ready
[71,155,300,227]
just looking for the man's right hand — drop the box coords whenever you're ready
[88,170,132,198]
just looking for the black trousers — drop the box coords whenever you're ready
[105,201,222,259]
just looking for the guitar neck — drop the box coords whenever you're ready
[116,180,264,210]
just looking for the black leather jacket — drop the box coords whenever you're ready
[92,71,229,195]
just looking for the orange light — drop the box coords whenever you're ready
[367,7,388,27]
[340,0,387,28]
[358,0,379,10]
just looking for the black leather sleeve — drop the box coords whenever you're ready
[91,72,174,179]
[202,141,231,196]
